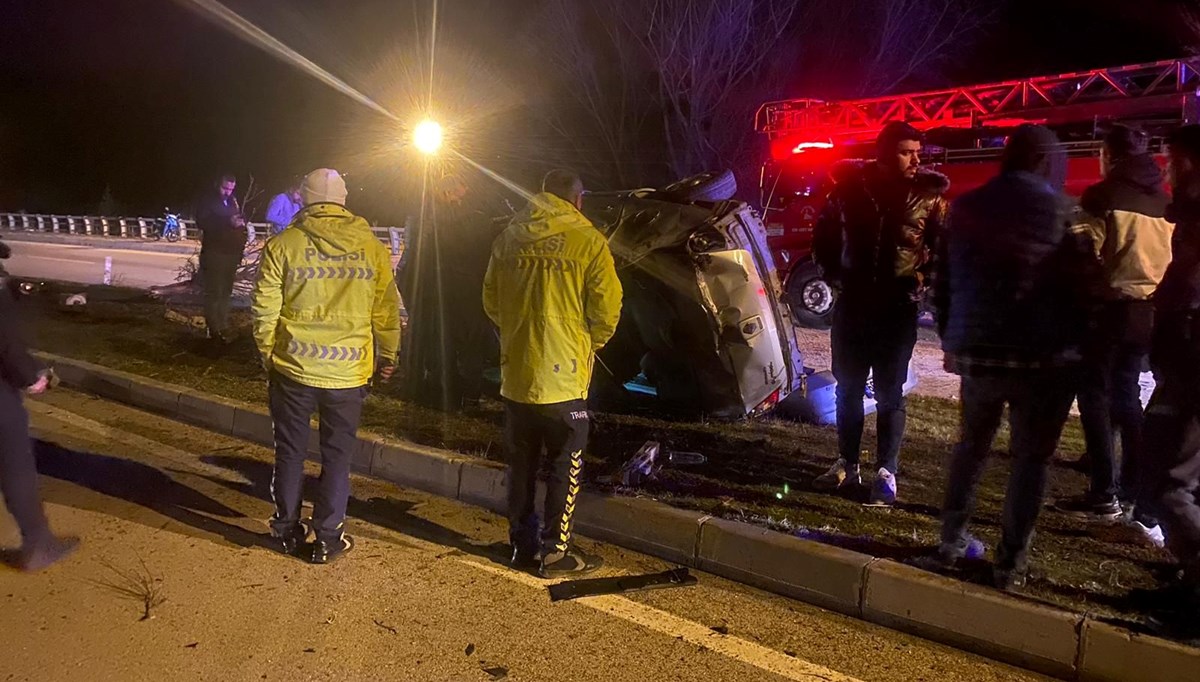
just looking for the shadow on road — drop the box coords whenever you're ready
[33,439,269,550]
[198,454,516,570]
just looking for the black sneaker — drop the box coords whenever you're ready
[275,522,310,558]
[20,535,80,573]
[538,549,603,579]
[1056,494,1122,520]
[510,545,539,571]
[992,567,1027,592]
[311,535,355,565]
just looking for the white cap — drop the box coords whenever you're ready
[301,168,348,206]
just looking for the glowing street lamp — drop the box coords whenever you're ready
[413,119,443,155]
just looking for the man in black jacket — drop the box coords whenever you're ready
[928,125,1092,590]
[811,121,948,506]
[1059,125,1174,536]
[1141,124,1200,621]
[0,268,79,571]
[196,173,247,343]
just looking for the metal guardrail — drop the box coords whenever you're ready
[0,213,408,255]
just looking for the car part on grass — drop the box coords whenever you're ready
[617,441,708,487]
[547,567,698,602]
[661,170,738,203]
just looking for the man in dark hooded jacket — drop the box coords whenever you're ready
[1058,125,1174,538]
[928,124,1094,590]
[811,121,948,506]
[1139,124,1200,625]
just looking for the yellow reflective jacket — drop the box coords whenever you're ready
[252,203,401,389]
[483,193,622,405]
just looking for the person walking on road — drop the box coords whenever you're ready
[927,125,1094,590]
[1057,124,1173,540]
[483,169,622,578]
[265,183,304,236]
[251,168,401,564]
[811,121,949,505]
[0,265,80,571]
[196,173,248,343]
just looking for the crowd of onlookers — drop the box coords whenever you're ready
[810,119,1200,634]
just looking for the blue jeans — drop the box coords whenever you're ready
[831,301,918,474]
[939,370,1077,573]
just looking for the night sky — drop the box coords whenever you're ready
[0,0,1192,222]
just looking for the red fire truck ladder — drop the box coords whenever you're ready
[756,58,1200,146]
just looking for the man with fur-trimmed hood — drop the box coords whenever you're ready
[811,121,949,506]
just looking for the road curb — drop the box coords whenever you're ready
[34,351,1200,680]
[2,231,199,254]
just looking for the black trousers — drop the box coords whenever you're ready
[1077,301,1152,500]
[1145,373,1200,583]
[831,301,918,474]
[0,386,50,547]
[940,369,1077,574]
[505,399,589,555]
[200,248,241,337]
[268,373,367,544]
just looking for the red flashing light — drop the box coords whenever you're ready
[793,141,834,153]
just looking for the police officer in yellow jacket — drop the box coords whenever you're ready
[252,168,401,564]
[483,169,623,578]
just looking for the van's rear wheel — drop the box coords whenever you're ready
[786,263,836,329]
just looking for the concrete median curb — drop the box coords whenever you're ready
[35,351,1200,681]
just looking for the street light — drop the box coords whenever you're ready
[413,119,443,155]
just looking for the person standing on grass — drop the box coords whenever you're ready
[483,169,622,578]
[926,125,1094,591]
[196,173,247,344]
[251,168,401,564]
[1131,125,1200,632]
[811,121,949,506]
[1056,124,1173,541]
[0,265,79,571]
[265,182,304,236]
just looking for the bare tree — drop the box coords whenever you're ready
[856,0,998,96]
[1181,4,1200,54]
[535,1,659,187]
[634,0,802,178]
[532,0,994,189]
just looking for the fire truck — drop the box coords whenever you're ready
[756,58,1200,328]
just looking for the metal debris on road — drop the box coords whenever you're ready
[547,567,698,602]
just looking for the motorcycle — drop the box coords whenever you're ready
[152,208,184,242]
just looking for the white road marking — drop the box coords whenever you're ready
[468,560,863,682]
[29,399,863,682]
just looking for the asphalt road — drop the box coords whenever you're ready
[3,240,194,289]
[0,388,1051,682]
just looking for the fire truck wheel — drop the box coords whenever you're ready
[786,263,836,329]
[661,170,738,203]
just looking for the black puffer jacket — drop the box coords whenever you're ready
[1151,174,1200,377]
[812,161,948,307]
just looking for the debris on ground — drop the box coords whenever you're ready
[614,441,707,486]
[548,568,698,602]
[373,619,398,635]
[481,664,508,680]
[465,643,475,656]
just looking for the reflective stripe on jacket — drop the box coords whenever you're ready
[483,192,622,405]
[252,203,401,389]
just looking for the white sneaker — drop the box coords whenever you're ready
[813,459,861,491]
[1134,521,1166,549]
[868,468,898,506]
[1101,518,1166,549]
